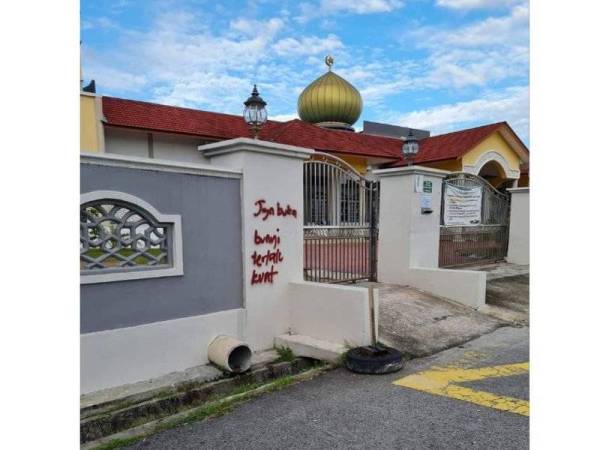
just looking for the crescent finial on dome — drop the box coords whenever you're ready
[325,55,334,71]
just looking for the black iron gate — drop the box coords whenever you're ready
[439,172,510,267]
[303,153,379,283]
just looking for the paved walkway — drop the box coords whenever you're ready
[463,261,529,281]
[359,263,529,354]
[128,326,529,450]
[457,262,530,325]
[481,274,529,325]
[358,282,505,358]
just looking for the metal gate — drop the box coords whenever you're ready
[439,172,510,267]
[303,153,379,283]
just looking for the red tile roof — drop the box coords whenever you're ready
[102,96,403,159]
[102,96,271,140]
[101,96,527,163]
[262,119,403,159]
[387,122,508,167]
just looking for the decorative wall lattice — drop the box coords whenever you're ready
[80,200,171,272]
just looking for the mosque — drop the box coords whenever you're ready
[80,56,529,189]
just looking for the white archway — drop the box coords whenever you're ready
[463,151,520,180]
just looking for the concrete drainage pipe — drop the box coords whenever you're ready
[207,335,252,373]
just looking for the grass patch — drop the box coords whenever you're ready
[336,350,348,367]
[90,367,328,450]
[274,346,295,363]
[155,374,298,432]
[229,382,261,396]
[268,376,295,390]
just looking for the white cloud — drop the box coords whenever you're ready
[320,0,403,14]
[393,85,529,139]
[81,3,529,142]
[88,12,288,93]
[230,17,284,37]
[298,0,403,23]
[84,64,148,92]
[81,16,118,31]
[273,34,344,56]
[407,4,529,89]
[427,3,529,47]
[361,77,414,104]
[436,0,522,9]
[152,72,252,113]
[423,47,528,88]
[269,112,299,122]
[82,10,334,117]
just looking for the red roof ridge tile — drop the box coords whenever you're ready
[388,121,520,168]
[425,121,505,140]
[103,95,285,124]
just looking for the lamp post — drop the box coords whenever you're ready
[243,85,268,139]
[402,129,420,166]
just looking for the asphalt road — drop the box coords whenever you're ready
[129,326,529,450]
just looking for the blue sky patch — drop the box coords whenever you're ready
[81,0,529,142]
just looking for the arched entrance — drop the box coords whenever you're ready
[477,160,507,189]
[468,151,519,192]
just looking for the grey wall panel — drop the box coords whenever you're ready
[80,164,243,333]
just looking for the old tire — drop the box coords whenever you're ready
[345,345,404,375]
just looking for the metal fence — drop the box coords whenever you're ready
[439,172,510,267]
[303,153,379,283]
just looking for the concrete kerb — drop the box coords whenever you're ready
[80,355,326,445]
[81,364,332,450]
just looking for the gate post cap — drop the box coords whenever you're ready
[198,138,314,160]
[373,166,449,178]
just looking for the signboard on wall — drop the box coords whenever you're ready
[443,185,482,226]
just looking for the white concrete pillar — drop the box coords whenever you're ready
[374,166,447,282]
[199,138,313,350]
[506,187,529,265]
[373,166,487,309]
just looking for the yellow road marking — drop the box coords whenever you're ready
[393,362,529,416]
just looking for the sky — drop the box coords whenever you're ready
[81,0,529,143]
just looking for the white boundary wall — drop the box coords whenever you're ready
[81,309,244,393]
[506,187,530,265]
[80,141,377,393]
[374,166,487,309]
[288,281,376,348]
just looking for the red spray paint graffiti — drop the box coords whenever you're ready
[250,199,297,285]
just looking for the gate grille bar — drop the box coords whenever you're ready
[439,172,511,267]
[303,153,379,283]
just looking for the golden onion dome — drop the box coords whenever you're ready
[297,56,363,131]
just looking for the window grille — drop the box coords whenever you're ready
[80,200,171,273]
